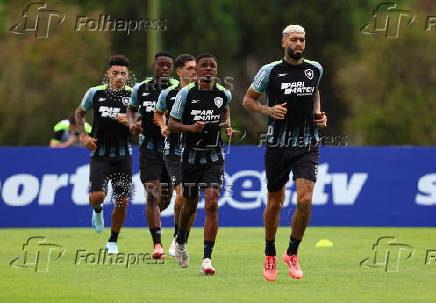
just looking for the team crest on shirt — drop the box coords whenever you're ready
[304,69,314,80]
[214,97,223,108]
[121,97,130,106]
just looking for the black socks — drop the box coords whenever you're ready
[265,239,276,256]
[204,241,215,259]
[176,230,187,245]
[150,227,162,245]
[287,236,302,255]
[108,230,119,242]
[174,224,179,238]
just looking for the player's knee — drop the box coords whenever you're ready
[267,199,284,213]
[182,203,197,216]
[89,191,105,204]
[296,199,311,216]
[145,188,159,205]
[115,198,129,208]
[204,200,218,215]
[158,197,171,211]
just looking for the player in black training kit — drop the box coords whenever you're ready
[168,53,235,275]
[127,52,179,259]
[154,54,198,257]
[75,55,133,254]
[243,25,327,281]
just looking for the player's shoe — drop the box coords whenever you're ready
[91,209,104,233]
[152,243,166,259]
[175,243,189,268]
[168,237,176,257]
[105,242,118,254]
[263,256,277,281]
[200,258,216,275]
[282,251,303,279]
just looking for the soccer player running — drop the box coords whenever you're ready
[75,55,133,254]
[242,25,327,281]
[168,53,234,275]
[127,52,179,259]
[153,54,198,257]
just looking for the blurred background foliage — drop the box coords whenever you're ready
[0,0,434,145]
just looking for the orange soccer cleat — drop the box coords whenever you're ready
[282,251,303,279]
[263,256,278,281]
[152,243,166,260]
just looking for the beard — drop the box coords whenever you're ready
[287,48,303,60]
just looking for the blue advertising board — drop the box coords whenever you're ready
[0,146,435,227]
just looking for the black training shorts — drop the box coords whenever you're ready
[265,146,319,192]
[164,153,182,187]
[139,149,171,185]
[181,161,225,198]
[89,156,132,198]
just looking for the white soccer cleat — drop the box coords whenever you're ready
[105,242,118,254]
[200,258,216,276]
[168,237,176,257]
[175,243,189,268]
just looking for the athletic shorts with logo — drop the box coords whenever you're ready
[164,153,182,187]
[265,146,319,192]
[181,161,225,198]
[89,156,132,198]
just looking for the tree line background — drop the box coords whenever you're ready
[0,0,435,146]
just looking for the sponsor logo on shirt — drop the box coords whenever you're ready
[190,109,220,121]
[99,106,121,118]
[281,81,315,96]
[142,101,156,112]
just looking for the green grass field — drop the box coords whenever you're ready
[1,227,435,303]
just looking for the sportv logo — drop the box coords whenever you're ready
[0,164,435,211]
[9,236,64,272]
[0,163,371,212]
[10,2,65,39]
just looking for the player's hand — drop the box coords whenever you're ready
[225,127,236,141]
[80,134,97,152]
[161,126,170,137]
[267,103,287,119]
[116,114,129,127]
[130,121,143,136]
[314,112,327,128]
[190,121,205,133]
